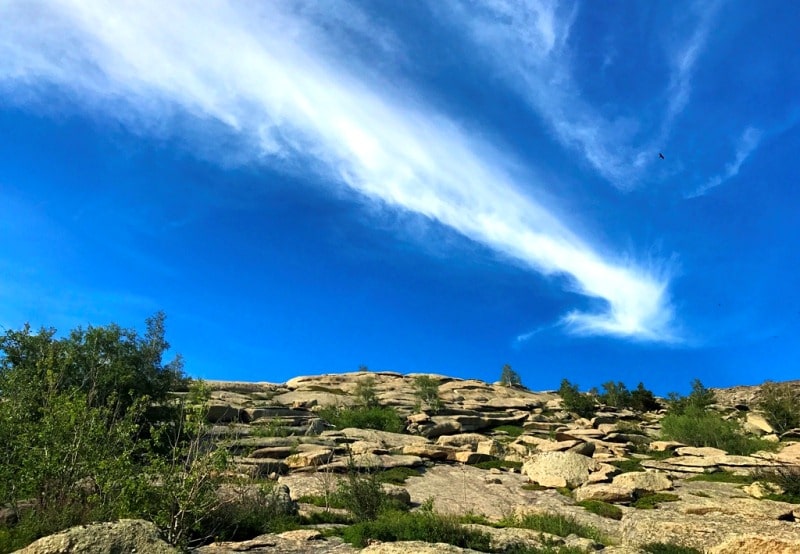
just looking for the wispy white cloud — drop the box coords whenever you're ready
[0,0,676,341]
[660,1,721,136]
[687,126,762,198]
[443,0,719,190]
[513,323,554,347]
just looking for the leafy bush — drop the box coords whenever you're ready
[558,379,596,418]
[0,312,185,417]
[210,483,299,541]
[0,316,263,551]
[412,375,443,413]
[500,364,523,388]
[318,405,405,433]
[757,381,800,434]
[660,407,772,455]
[754,464,800,503]
[340,510,492,550]
[576,500,623,520]
[642,544,702,554]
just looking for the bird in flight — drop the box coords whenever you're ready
[659,153,665,160]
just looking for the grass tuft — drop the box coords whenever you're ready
[500,512,607,544]
[375,467,421,485]
[632,492,680,509]
[339,510,492,550]
[576,500,623,520]
[493,425,525,437]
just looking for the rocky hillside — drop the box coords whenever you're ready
[19,372,800,554]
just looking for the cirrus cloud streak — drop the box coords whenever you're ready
[0,0,676,341]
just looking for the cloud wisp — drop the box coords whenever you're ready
[687,127,762,198]
[445,0,718,191]
[0,0,676,341]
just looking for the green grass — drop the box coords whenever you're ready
[555,487,572,498]
[375,467,421,485]
[647,449,678,460]
[297,494,347,510]
[457,512,495,525]
[610,458,642,473]
[474,459,524,470]
[339,510,492,550]
[500,512,607,544]
[686,471,755,484]
[576,500,623,520]
[249,419,292,437]
[642,543,702,554]
[632,492,680,509]
[493,425,525,437]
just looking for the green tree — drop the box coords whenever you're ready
[629,382,660,412]
[412,375,443,413]
[499,364,523,388]
[667,379,716,415]
[598,381,631,408]
[0,312,185,417]
[354,376,379,408]
[558,379,596,418]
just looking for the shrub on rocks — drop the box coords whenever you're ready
[660,407,773,455]
[412,375,443,414]
[318,405,404,433]
[757,381,800,434]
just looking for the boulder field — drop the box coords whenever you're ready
[18,372,800,553]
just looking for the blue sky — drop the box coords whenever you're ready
[1,1,798,394]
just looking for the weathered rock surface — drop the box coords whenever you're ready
[360,542,484,554]
[522,451,601,488]
[16,519,177,554]
[709,535,800,554]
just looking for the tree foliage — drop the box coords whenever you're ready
[598,381,659,412]
[499,364,523,388]
[558,379,596,418]
[0,315,277,551]
[0,312,185,417]
[412,375,443,413]
[757,381,800,434]
[666,379,716,415]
